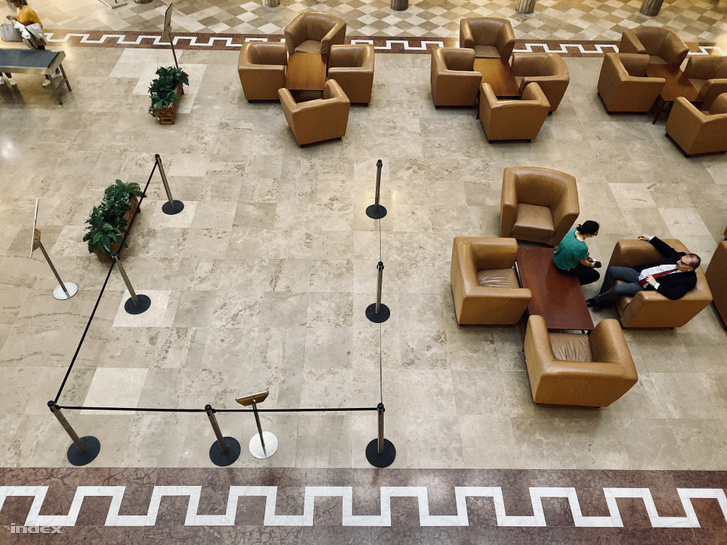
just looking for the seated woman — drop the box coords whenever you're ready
[553,220,601,286]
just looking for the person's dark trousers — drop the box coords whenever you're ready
[560,264,600,286]
[592,266,642,303]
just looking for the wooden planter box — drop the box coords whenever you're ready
[94,195,141,263]
[153,84,184,125]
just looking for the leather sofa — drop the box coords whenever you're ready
[511,52,570,112]
[430,47,482,107]
[684,55,727,111]
[666,93,727,156]
[705,241,727,325]
[479,82,550,141]
[459,17,516,61]
[607,239,712,328]
[450,237,531,325]
[278,79,350,146]
[597,53,665,113]
[618,26,689,68]
[499,166,579,246]
[284,12,346,57]
[328,44,375,104]
[524,315,638,407]
[237,42,287,101]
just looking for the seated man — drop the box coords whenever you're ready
[587,235,700,308]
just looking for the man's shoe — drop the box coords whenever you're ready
[586,298,600,309]
[51,72,62,79]
[8,78,16,86]
[0,78,4,86]
[42,79,51,87]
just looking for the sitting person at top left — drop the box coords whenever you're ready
[553,220,601,286]
[5,0,61,87]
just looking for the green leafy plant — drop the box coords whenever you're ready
[148,66,189,116]
[83,180,143,259]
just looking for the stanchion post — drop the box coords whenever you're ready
[366,403,396,467]
[48,401,100,466]
[366,261,390,323]
[156,154,185,215]
[366,159,387,219]
[205,404,241,466]
[112,253,152,315]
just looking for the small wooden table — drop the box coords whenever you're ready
[516,247,594,332]
[285,52,327,91]
[647,64,698,124]
[473,58,520,98]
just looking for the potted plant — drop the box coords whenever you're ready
[148,66,189,125]
[83,180,144,262]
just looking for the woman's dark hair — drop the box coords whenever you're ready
[576,220,599,235]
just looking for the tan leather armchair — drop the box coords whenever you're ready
[597,53,665,113]
[684,55,727,111]
[512,53,570,112]
[459,17,516,61]
[284,12,346,57]
[706,241,727,325]
[237,42,287,101]
[479,82,550,141]
[524,315,638,407]
[328,44,374,104]
[619,26,689,67]
[500,166,579,247]
[278,79,350,146]
[430,47,482,107]
[450,237,531,325]
[665,93,727,156]
[607,239,712,328]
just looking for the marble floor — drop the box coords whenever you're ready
[1,0,727,543]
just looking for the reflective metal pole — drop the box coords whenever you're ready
[205,404,228,455]
[38,242,71,298]
[375,261,384,315]
[374,159,383,212]
[112,253,139,306]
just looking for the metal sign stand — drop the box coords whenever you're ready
[236,391,278,459]
[30,199,78,300]
[162,3,179,70]
[97,0,127,9]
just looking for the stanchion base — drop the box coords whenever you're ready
[209,437,241,467]
[124,294,152,315]
[366,204,387,219]
[162,200,185,215]
[365,438,396,468]
[53,282,78,301]
[249,431,278,459]
[366,303,390,323]
[67,436,101,466]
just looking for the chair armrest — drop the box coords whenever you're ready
[698,79,727,110]
[460,19,475,49]
[685,56,727,80]
[500,168,519,237]
[660,33,689,66]
[666,96,706,146]
[619,29,645,55]
[589,319,635,369]
[495,23,516,59]
[320,20,346,56]
[469,236,518,269]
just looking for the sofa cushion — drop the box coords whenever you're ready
[477,267,519,288]
[512,203,554,242]
[295,40,322,54]
[474,45,500,59]
[549,333,593,362]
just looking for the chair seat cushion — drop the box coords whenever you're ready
[512,203,554,242]
[477,267,519,288]
[474,45,500,59]
[295,40,322,54]
[549,333,593,362]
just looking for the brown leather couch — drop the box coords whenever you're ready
[499,166,579,246]
[328,44,374,104]
[524,315,638,407]
[666,93,727,156]
[459,17,516,61]
[705,241,727,325]
[607,239,712,328]
[237,42,287,101]
[618,26,689,67]
[597,53,665,113]
[430,47,482,107]
[512,53,570,112]
[284,12,346,57]
[450,237,531,325]
[278,79,350,146]
[684,55,727,111]
[479,82,550,141]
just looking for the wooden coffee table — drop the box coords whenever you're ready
[473,58,520,98]
[516,247,594,332]
[647,64,698,124]
[285,52,327,91]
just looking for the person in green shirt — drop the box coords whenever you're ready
[553,220,600,285]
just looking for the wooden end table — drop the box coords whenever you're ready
[473,58,520,99]
[647,64,698,124]
[516,247,594,332]
[284,52,327,92]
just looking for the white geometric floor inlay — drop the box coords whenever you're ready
[1,485,726,528]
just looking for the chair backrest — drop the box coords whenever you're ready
[633,26,667,55]
[304,13,340,41]
[618,53,650,77]
[513,167,573,208]
[244,42,286,66]
[465,17,508,45]
[710,93,727,114]
[440,47,475,71]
